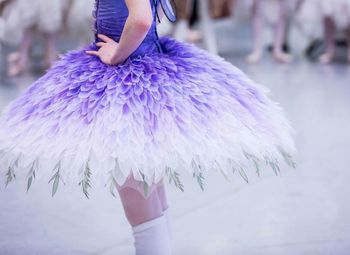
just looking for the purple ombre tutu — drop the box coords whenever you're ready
[0,0,295,197]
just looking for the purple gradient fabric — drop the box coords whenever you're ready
[0,0,295,196]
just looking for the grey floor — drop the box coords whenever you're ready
[0,21,350,255]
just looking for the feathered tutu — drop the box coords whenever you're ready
[0,36,295,196]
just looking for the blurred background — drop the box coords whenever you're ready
[0,0,350,254]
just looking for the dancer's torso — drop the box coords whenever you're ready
[95,0,162,57]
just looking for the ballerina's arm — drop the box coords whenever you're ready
[86,0,153,65]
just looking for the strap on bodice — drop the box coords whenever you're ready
[152,0,162,53]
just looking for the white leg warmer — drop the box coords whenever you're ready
[132,215,172,255]
[163,207,173,241]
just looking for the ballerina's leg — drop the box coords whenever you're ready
[43,32,58,68]
[319,16,336,64]
[345,26,350,64]
[157,181,169,211]
[117,177,172,255]
[246,0,263,64]
[7,27,33,77]
[157,181,173,240]
[199,0,218,54]
[272,0,293,63]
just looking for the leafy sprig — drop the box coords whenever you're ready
[48,162,61,197]
[26,160,37,192]
[166,167,184,192]
[79,162,92,199]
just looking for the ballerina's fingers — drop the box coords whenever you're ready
[86,50,100,57]
[97,34,114,43]
[96,42,107,47]
[86,42,107,56]
[86,34,114,57]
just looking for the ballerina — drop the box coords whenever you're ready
[0,0,65,76]
[0,0,295,254]
[246,0,297,64]
[297,0,350,63]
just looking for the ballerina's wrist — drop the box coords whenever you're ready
[111,51,128,65]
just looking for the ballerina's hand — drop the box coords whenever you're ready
[86,34,124,65]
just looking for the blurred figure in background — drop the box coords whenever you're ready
[0,0,8,57]
[169,0,235,54]
[0,0,94,77]
[298,0,350,64]
[245,0,298,64]
[172,0,199,42]
[64,0,95,47]
[0,0,65,77]
[318,0,350,64]
[205,0,236,54]
[210,0,236,19]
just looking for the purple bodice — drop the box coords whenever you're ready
[94,0,162,58]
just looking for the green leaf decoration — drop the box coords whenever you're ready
[166,167,184,192]
[49,163,61,197]
[214,160,228,181]
[143,182,149,197]
[173,171,184,192]
[166,168,172,185]
[110,179,117,198]
[280,150,296,168]
[26,161,37,192]
[109,160,122,198]
[191,159,199,172]
[269,161,280,176]
[108,169,119,198]
[243,151,252,160]
[52,175,59,197]
[238,167,249,183]
[265,158,270,166]
[166,167,173,185]
[5,167,15,187]
[5,157,20,187]
[218,167,230,182]
[253,159,260,177]
[191,159,206,190]
[139,171,150,197]
[232,167,236,175]
[243,151,261,177]
[79,162,92,199]
[193,172,205,191]
[27,176,33,192]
